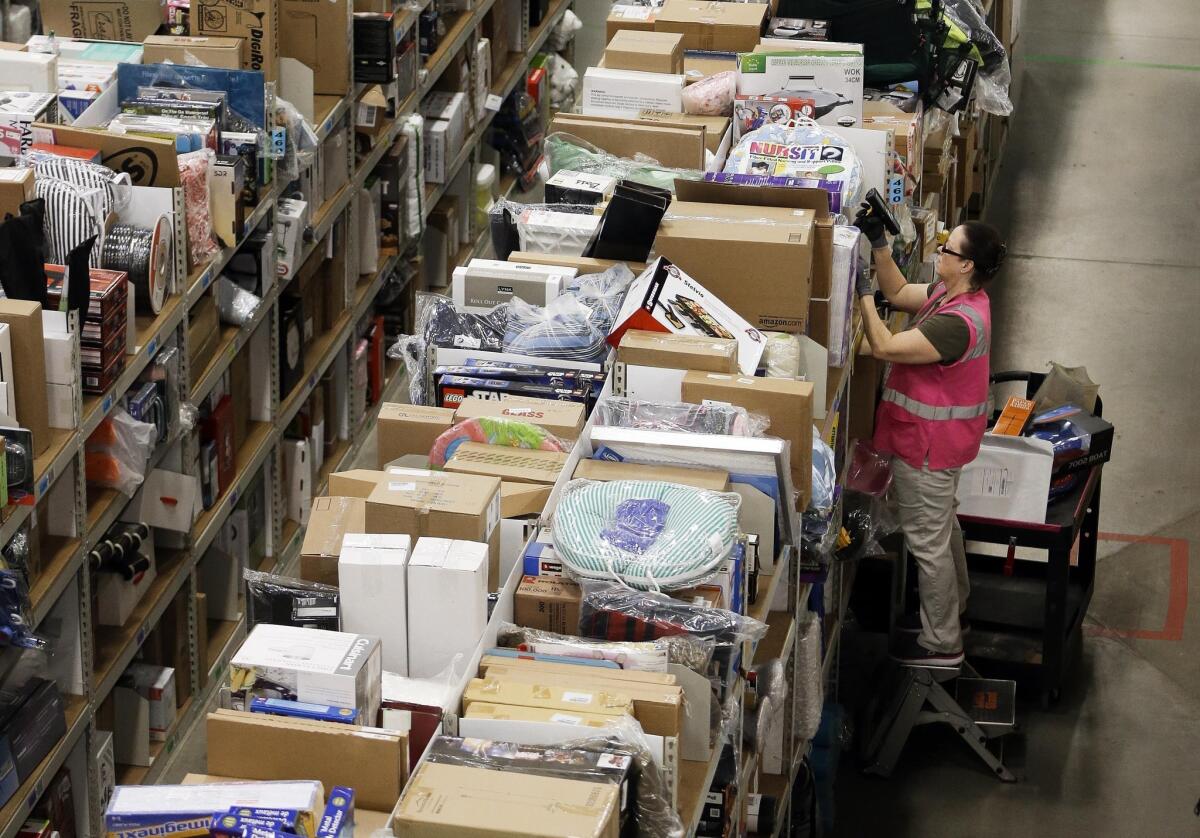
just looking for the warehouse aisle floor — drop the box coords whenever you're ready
[835,0,1200,835]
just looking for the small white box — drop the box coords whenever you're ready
[275,198,307,280]
[451,259,576,311]
[421,92,467,184]
[284,439,311,526]
[474,39,492,121]
[0,91,55,157]
[96,548,158,627]
[125,663,177,742]
[218,509,250,567]
[515,208,601,257]
[46,381,77,430]
[41,322,74,385]
[339,533,412,675]
[544,170,617,206]
[407,537,488,678]
[581,66,684,118]
[0,55,56,94]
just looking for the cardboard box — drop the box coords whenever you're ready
[206,710,407,811]
[653,0,766,51]
[43,0,164,41]
[604,30,683,74]
[544,170,616,206]
[0,301,49,455]
[500,482,551,518]
[514,575,581,634]
[300,496,366,586]
[0,168,33,219]
[654,181,817,332]
[582,66,684,118]
[376,403,455,466]
[572,458,730,491]
[617,329,738,373]
[451,258,573,312]
[606,4,656,40]
[454,395,584,442]
[463,677,634,718]
[124,664,176,742]
[230,624,383,724]
[682,370,813,508]
[479,655,679,687]
[550,112,705,170]
[280,0,350,95]
[339,534,411,675]
[463,702,614,728]
[636,110,731,158]
[956,435,1055,525]
[607,257,766,376]
[392,762,618,838]
[105,781,323,838]
[508,250,648,276]
[31,123,179,187]
[0,93,54,158]
[863,97,923,178]
[190,0,279,82]
[142,35,243,69]
[736,49,864,128]
[445,443,567,486]
[420,92,467,184]
[406,538,488,678]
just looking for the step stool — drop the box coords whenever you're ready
[861,659,1018,782]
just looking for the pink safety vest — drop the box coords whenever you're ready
[872,281,992,471]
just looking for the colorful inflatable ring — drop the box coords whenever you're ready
[429,416,568,467]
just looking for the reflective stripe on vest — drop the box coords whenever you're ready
[880,387,989,420]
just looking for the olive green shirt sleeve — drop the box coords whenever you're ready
[918,314,971,364]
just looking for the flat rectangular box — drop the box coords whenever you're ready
[454,395,585,442]
[104,781,323,838]
[206,710,407,811]
[230,624,382,725]
[142,35,243,69]
[376,403,455,466]
[617,329,738,373]
[606,3,656,40]
[0,298,49,455]
[478,655,679,686]
[572,458,730,491]
[582,66,684,119]
[339,534,411,675]
[124,664,177,742]
[391,762,618,838]
[551,112,706,171]
[509,250,648,276]
[653,0,766,51]
[736,49,863,128]
[463,702,614,728]
[300,496,367,586]
[604,29,683,74]
[0,93,54,157]
[463,677,634,719]
[955,435,1055,525]
[514,575,581,634]
[445,443,568,485]
[544,170,616,206]
[190,0,280,82]
[406,538,488,678]
[450,258,574,312]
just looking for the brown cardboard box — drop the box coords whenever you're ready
[848,351,883,444]
[464,702,614,728]
[187,293,220,390]
[514,575,581,634]
[376,403,455,466]
[31,124,179,187]
[635,111,730,154]
[191,0,279,82]
[280,0,350,95]
[300,496,366,585]
[605,4,656,40]
[229,343,250,452]
[206,710,407,810]
[392,762,619,838]
[478,667,683,737]
[550,113,706,171]
[186,773,392,835]
[142,35,243,69]
[508,250,647,275]
[654,0,766,51]
[0,300,49,455]
[500,481,551,518]
[573,458,730,491]
[681,371,814,508]
[328,468,393,496]
[863,99,923,178]
[479,655,679,687]
[43,0,163,41]
[604,30,683,74]
[462,678,634,718]
[445,443,568,486]
[682,50,737,81]
[0,168,33,219]
[454,395,585,441]
[617,329,738,373]
[320,222,349,332]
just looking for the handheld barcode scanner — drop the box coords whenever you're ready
[862,188,902,236]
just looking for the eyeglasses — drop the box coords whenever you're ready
[937,244,970,260]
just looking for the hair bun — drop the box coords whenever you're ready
[984,243,1008,276]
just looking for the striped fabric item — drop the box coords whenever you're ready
[35,177,104,268]
[28,157,130,267]
[552,479,741,591]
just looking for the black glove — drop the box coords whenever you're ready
[855,263,874,299]
[853,203,889,250]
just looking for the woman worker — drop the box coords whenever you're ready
[854,214,1007,666]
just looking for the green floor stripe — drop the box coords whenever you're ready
[1022,53,1200,72]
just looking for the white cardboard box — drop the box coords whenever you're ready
[0,55,56,94]
[275,198,307,280]
[421,92,467,184]
[406,537,487,678]
[956,434,1055,524]
[122,470,199,533]
[46,382,77,430]
[284,439,311,526]
[735,49,864,127]
[339,533,412,675]
[96,549,158,627]
[582,66,684,118]
[125,663,177,742]
[0,91,54,157]
[91,730,116,816]
[451,259,576,311]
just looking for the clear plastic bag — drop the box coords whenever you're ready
[845,439,893,497]
[579,580,767,648]
[496,622,715,674]
[178,148,220,266]
[216,275,261,325]
[940,0,1013,115]
[762,332,801,378]
[503,293,608,362]
[809,430,837,514]
[682,70,736,116]
[273,96,319,184]
[545,132,703,194]
[428,416,569,467]
[244,569,339,632]
[551,479,742,592]
[595,397,768,436]
[85,407,158,496]
[566,262,635,334]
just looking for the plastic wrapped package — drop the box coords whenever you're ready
[545,132,703,194]
[178,148,220,266]
[403,115,425,239]
[579,580,767,647]
[761,332,801,378]
[216,275,261,325]
[595,398,767,436]
[515,205,600,257]
[428,416,569,467]
[244,570,339,631]
[794,610,823,740]
[545,53,580,112]
[84,408,157,496]
[846,440,892,497]
[496,622,715,674]
[825,225,862,366]
[938,0,1013,115]
[503,293,608,361]
[551,479,742,591]
[566,262,635,332]
[33,176,104,267]
[836,489,899,561]
[22,152,132,222]
[810,431,837,514]
[722,118,865,213]
[682,70,736,116]
[272,95,319,184]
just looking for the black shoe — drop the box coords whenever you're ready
[889,633,964,667]
[896,613,971,635]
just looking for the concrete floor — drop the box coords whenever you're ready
[834,0,1200,835]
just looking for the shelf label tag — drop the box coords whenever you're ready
[485,94,503,113]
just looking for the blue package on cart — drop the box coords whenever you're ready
[250,697,359,724]
[227,808,311,837]
[522,538,564,577]
[314,787,354,838]
[210,812,297,837]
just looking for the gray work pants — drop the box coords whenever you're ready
[891,458,970,653]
